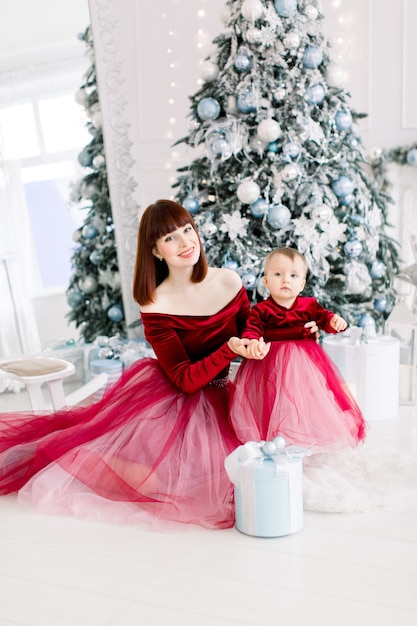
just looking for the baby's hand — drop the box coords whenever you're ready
[245,338,270,359]
[330,314,347,332]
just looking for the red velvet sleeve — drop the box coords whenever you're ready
[141,289,249,394]
[313,301,339,334]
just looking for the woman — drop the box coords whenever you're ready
[0,200,317,529]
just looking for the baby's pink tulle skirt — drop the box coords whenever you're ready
[0,359,239,529]
[230,339,366,452]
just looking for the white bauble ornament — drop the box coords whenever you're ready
[221,6,232,24]
[92,154,105,168]
[257,119,282,142]
[273,435,286,449]
[91,111,102,128]
[237,180,261,204]
[80,275,98,294]
[369,146,382,162]
[200,60,219,82]
[274,87,286,101]
[305,5,319,20]
[326,65,345,87]
[201,222,218,237]
[241,0,264,21]
[241,272,257,290]
[281,164,299,182]
[246,28,263,44]
[284,31,300,49]
[74,88,88,106]
[312,204,333,222]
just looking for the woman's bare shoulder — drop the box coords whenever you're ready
[208,266,243,290]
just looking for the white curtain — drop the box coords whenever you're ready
[0,144,41,360]
[0,255,41,358]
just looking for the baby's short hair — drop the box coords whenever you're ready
[264,247,308,276]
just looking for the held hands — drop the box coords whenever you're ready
[330,314,348,332]
[227,337,271,360]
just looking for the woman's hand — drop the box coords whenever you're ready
[228,337,270,359]
[304,320,320,343]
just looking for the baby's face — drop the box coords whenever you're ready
[264,253,306,305]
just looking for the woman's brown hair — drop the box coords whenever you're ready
[132,199,208,305]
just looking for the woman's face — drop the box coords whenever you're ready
[153,223,200,269]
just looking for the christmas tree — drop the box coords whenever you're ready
[173,0,400,331]
[66,26,126,344]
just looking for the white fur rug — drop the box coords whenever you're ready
[302,445,417,513]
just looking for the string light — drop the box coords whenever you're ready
[163,0,219,180]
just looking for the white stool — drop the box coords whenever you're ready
[0,357,75,411]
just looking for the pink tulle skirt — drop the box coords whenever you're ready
[0,359,240,529]
[230,340,366,451]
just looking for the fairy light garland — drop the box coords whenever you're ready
[163,0,222,188]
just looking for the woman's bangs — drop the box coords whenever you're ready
[151,205,193,241]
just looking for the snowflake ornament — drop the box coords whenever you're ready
[220,210,250,240]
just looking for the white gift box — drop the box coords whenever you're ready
[225,440,305,538]
[322,331,400,421]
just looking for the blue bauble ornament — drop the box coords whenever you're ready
[267,204,291,229]
[82,224,99,240]
[358,313,375,329]
[305,83,325,105]
[274,0,297,18]
[344,240,363,258]
[335,110,353,131]
[267,141,279,153]
[67,291,84,309]
[223,258,239,270]
[237,88,257,113]
[370,260,386,279]
[262,441,277,456]
[339,193,354,206]
[282,141,301,159]
[234,53,252,73]
[302,46,323,69]
[249,197,269,218]
[211,138,230,156]
[196,97,221,121]
[78,148,92,167]
[241,272,257,290]
[332,175,355,197]
[89,250,102,266]
[406,148,417,166]
[107,304,124,322]
[183,196,200,214]
[374,297,387,313]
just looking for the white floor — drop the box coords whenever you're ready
[0,387,416,626]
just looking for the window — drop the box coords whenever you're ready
[0,74,91,296]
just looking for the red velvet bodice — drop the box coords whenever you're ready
[141,286,250,393]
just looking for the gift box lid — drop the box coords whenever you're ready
[90,359,123,373]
